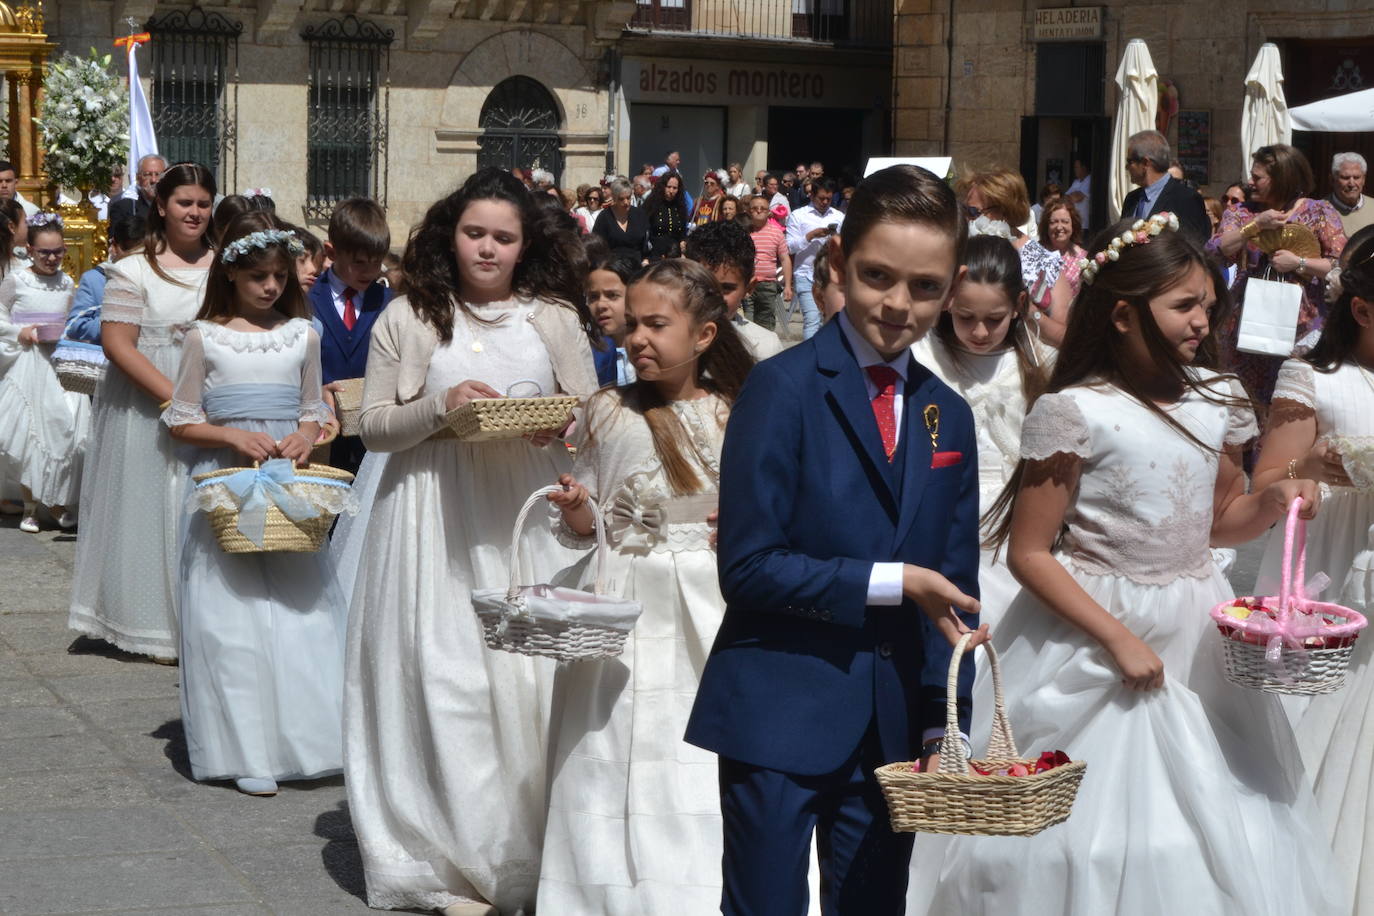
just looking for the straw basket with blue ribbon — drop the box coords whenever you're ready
[191,458,355,554]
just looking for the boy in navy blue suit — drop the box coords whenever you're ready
[310,198,393,473]
[686,165,986,914]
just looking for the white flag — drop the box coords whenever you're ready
[126,40,158,198]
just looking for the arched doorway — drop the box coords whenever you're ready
[478,76,563,182]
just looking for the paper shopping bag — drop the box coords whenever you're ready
[1236,276,1302,357]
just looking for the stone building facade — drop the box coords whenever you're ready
[894,0,1374,225]
[41,1,893,243]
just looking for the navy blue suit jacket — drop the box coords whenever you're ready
[310,269,393,384]
[685,319,980,776]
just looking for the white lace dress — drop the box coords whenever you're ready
[1256,358,1374,913]
[909,373,1343,916]
[0,266,88,507]
[162,320,347,782]
[344,301,586,913]
[68,257,208,659]
[537,391,727,915]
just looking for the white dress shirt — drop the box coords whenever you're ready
[786,202,845,282]
[837,312,908,606]
[327,269,356,323]
[732,312,783,360]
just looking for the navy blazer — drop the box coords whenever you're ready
[1120,176,1212,245]
[685,318,980,776]
[310,268,393,384]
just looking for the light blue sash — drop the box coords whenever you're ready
[203,382,300,422]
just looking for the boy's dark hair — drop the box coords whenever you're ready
[327,198,390,259]
[0,160,15,175]
[811,177,839,196]
[842,164,967,272]
[684,219,755,281]
[108,210,146,252]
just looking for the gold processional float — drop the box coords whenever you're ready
[0,1,107,275]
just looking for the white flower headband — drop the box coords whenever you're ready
[29,212,62,230]
[221,229,305,265]
[1077,211,1180,286]
[241,188,273,199]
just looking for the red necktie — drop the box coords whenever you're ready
[866,365,898,462]
[343,287,358,331]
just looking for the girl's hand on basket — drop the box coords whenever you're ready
[1105,631,1164,691]
[277,431,314,466]
[1262,479,1321,521]
[1298,441,1353,488]
[902,566,986,648]
[17,325,37,346]
[226,428,279,463]
[547,474,594,536]
[444,379,502,412]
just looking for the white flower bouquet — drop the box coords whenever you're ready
[36,50,129,193]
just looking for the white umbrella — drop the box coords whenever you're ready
[1108,39,1158,223]
[1240,43,1291,173]
[1291,87,1374,132]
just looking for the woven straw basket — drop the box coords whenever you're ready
[445,395,578,442]
[473,487,640,662]
[876,632,1086,836]
[53,340,106,396]
[193,463,355,554]
[1212,498,1366,695]
[333,378,365,437]
[308,424,339,467]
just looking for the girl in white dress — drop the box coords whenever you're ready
[0,214,87,532]
[539,259,754,914]
[913,214,1342,915]
[163,213,346,797]
[911,235,1050,623]
[68,164,216,661]
[343,168,599,916]
[1248,225,1374,913]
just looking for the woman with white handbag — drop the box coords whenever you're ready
[537,259,754,915]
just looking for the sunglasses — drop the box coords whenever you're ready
[963,204,983,220]
[33,247,66,259]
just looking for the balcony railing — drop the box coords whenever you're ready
[628,0,892,49]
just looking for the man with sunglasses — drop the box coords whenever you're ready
[1119,130,1210,243]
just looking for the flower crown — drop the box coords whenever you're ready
[29,212,62,230]
[1077,211,1180,286]
[221,229,304,265]
[240,187,273,199]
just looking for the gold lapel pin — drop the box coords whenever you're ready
[923,404,940,451]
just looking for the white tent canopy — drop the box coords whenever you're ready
[1290,87,1374,132]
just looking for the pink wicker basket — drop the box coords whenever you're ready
[1211,498,1367,695]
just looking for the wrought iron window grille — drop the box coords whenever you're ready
[302,15,393,222]
[145,6,242,192]
[477,76,564,185]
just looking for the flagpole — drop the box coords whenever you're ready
[115,18,156,201]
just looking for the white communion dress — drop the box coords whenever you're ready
[164,319,349,783]
[537,390,728,915]
[909,372,1343,916]
[344,299,589,913]
[68,256,208,659]
[1256,358,1374,914]
[0,266,89,508]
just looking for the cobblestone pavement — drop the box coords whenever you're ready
[0,514,1267,915]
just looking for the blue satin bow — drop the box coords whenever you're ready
[218,458,321,547]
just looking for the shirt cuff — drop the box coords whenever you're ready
[866,562,905,606]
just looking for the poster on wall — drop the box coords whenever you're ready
[1176,110,1211,186]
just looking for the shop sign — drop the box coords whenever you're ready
[1032,7,1104,42]
[622,57,881,109]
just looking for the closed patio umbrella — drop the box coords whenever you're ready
[1108,39,1158,223]
[1240,42,1291,172]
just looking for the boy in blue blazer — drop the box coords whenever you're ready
[686,165,986,914]
[309,198,393,473]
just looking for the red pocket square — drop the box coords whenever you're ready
[931,450,963,469]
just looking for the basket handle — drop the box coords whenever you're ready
[1279,497,1308,616]
[932,631,1019,774]
[503,486,611,599]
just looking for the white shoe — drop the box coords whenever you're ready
[439,904,497,916]
[18,515,39,533]
[234,776,278,796]
[56,510,76,530]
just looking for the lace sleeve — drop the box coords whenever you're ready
[1272,359,1317,410]
[1020,392,1092,461]
[100,261,146,325]
[161,326,207,427]
[554,391,612,550]
[298,327,332,424]
[1224,376,1261,447]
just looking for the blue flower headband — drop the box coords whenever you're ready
[29,212,62,230]
[221,229,305,265]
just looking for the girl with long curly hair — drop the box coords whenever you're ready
[341,167,599,915]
